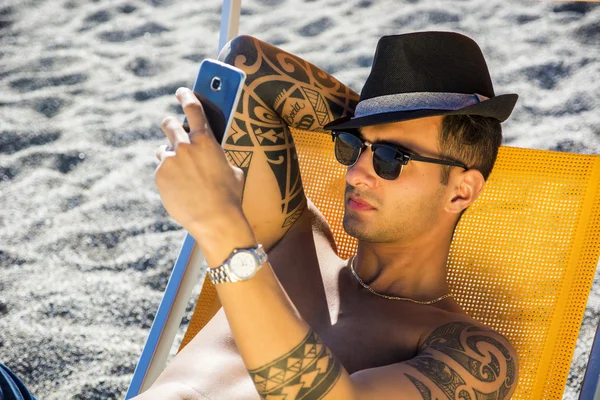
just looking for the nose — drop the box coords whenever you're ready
[345,146,378,188]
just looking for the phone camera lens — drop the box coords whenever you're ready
[210,77,222,92]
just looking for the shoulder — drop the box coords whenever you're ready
[415,316,519,398]
[419,317,517,359]
[350,313,519,399]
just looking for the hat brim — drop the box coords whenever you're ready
[323,94,518,131]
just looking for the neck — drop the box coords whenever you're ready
[351,233,452,303]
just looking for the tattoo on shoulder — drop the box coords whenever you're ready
[247,330,342,400]
[405,321,518,400]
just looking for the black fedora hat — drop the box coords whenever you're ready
[324,31,518,130]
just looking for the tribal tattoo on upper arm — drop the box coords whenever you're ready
[247,330,343,400]
[220,36,359,228]
[404,321,518,400]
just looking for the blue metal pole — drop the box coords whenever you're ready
[125,234,196,399]
[579,316,600,399]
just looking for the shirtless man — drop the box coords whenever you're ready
[144,31,519,399]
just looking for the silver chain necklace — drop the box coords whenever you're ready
[349,255,452,305]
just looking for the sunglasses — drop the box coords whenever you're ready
[332,130,468,180]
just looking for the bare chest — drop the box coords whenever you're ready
[315,309,424,374]
[278,262,427,373]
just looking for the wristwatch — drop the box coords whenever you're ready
[207,245,268,284]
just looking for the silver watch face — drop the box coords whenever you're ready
[229,251,258,280]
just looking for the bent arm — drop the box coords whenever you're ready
[217,35,359,251]
[140,38,362,400]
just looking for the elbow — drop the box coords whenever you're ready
[218,34,259,66]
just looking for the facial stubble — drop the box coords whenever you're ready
[343,187,446,244]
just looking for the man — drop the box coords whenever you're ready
[143,31,519,399]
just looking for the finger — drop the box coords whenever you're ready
[175,87,214,141]
[156,144,175,162]
[161,116,190,150]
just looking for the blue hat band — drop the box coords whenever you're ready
[354,92,490,118]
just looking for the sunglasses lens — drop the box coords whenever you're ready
[334,132,362,166]
[373,147,402,180]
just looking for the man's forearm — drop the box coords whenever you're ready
[190,220,357,400]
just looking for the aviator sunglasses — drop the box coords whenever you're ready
[332,130,468,180]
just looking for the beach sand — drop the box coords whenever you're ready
[0,0,599,398]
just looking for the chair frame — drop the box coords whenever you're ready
[126,1,600,398]
[580,323,600,399]
[124,1,241,397]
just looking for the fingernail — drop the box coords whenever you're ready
[175,87,187,98]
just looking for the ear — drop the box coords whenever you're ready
[445,169,485,215]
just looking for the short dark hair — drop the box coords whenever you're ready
[439,115,502,229]
[438,115,503,186]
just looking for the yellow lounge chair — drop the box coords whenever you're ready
[126,2,600,399]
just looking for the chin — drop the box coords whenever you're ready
[343,213,404,243]
[342,212,360,237]
[343,214,375,241]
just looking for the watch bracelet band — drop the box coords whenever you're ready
[207,245,268,284]
[207,265,230,285]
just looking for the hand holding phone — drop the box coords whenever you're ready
[155,60,251,244]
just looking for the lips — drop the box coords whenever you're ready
[347,195,375,211]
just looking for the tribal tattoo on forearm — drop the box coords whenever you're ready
[221,36,358,228]
[405,322,517,400]
[247,330,343,400]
